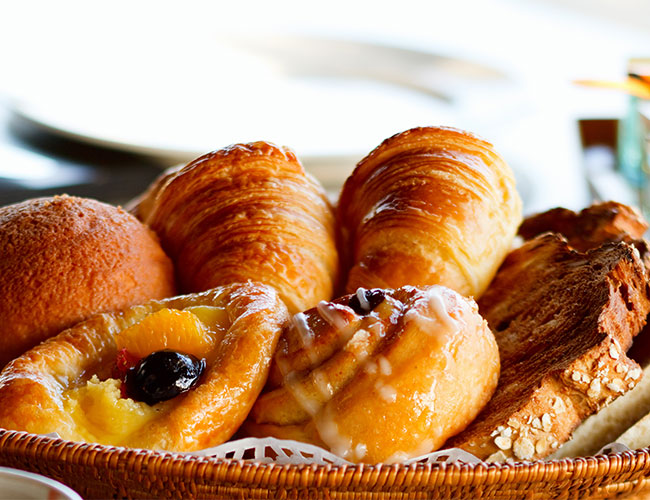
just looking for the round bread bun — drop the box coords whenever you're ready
[0,195,176,368]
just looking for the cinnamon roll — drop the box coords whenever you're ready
[245,285,500,463]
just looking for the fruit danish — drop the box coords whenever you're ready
[0,283,289,452]
[132,142,340,314]
[337,126,522,298]
[0,195,175,369]
[244,285,500,463]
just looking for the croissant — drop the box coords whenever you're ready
[132,142,340,314]
[0,283,289,452]
[337,126,522,298]
[244,285,500,463]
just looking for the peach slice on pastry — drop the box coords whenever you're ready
[0,283,289,452]
[245,285,500,463]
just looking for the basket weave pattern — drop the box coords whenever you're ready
[1,430,650,499]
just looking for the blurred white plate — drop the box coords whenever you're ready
[8,34,512,182]
[0,467,82,500]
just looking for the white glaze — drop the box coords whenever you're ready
[286,379,320,416]
[354,443,368,460]
[403,287,459,337]
[317,301,349,330]
[315,405,353,459]
[364,361,378,375]
[378,356,392,376]
[346,329,371,360]
[313,371,334,399]
[426,287,458,331]
[355,288,371,311]
[377,383,397,403]
[293,312,314,347]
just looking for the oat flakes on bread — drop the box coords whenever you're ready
[518,201,650,458]
[550,311,650,458]
[445,233,650,462]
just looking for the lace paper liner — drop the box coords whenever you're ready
[184,437,481,465]
[40,433,633,465]
[184,438,635,465]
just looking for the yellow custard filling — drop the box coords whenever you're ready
[61,375,169,445]
[59,305,227,446]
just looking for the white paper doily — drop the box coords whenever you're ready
[40,433,632,465]
[183,437,483,465]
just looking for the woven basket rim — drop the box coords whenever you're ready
[2,428,650,488]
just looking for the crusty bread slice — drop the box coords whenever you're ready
[518,201,648,253]
[446,234,650,462]
[517,201,650,458]
[550,322,650,458]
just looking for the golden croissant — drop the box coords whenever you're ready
[132,142,340,314]
[337,126,522,298]
[244,285,500,463]
[0,283,289,452]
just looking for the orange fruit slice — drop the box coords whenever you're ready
[115,308,217,360]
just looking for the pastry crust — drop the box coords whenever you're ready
[245,285,500,463]
[0,283,289,452]
[337,126,522,298]
[134,142,340,314]
[0,195,175,368]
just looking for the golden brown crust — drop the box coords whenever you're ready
[518,201,648,253]
[337,126,522,298]
[125,163,184,222]
[0,195,175,368]
[446,234,650,461]
[138,142,340,314]
[245,285,500,463]
[0,283,289,452]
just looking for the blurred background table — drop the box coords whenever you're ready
[0,0,649,214]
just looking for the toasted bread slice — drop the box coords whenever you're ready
[518,201,648,253]
[446,234,650,461]
[518,201,650,458]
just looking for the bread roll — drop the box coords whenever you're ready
[0,195,175,368]
[245,285,500,463]
[338,126,522,298]
[137,142,340,314]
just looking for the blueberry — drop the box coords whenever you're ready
[348,288,386,315]
[125,350,205,405]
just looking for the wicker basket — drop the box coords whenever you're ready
[2,430,650,499]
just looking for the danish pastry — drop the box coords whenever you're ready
[337,126,522,298]
[133,142,340,314]
[0,195,175,368]
[245,285,500,463]
[0,283,289,452]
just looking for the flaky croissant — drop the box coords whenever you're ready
[0,283,289,452]
[338,126,522,298]
[244,285,500,463]
[133,142,340,314]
